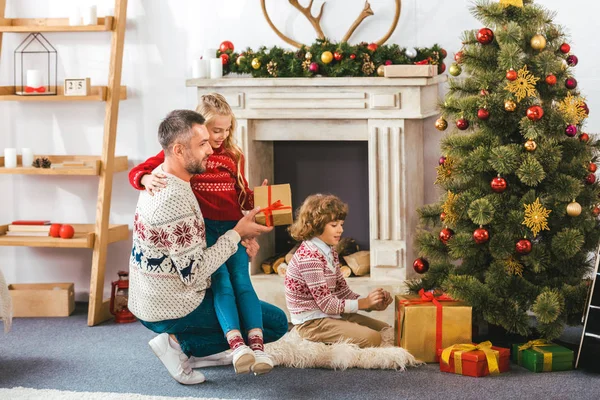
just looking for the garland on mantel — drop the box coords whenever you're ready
[216,39,447,78]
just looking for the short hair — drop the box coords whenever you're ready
[158,109,206,153]
[288,194,348,241]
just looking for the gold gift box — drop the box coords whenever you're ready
[395,294,472,363]
[254,184,293,227]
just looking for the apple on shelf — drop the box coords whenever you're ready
[49,223,75,239]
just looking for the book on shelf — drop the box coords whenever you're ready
[10,220,51,226]
[8,224,51,233]
[4,231,49,237]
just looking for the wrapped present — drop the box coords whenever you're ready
[395,289,472,362]
[511,340,574,372]
[437,341,510,377]
[254,184,293,227]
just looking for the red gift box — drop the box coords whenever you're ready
[437,341,510,377]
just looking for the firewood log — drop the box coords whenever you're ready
[261,255,278,274]
[335,237,360,258]
[285,244,300,264]
[343,251,370,276]
[277,263,288,277]
[340,265,352,278]
[272,256,286,274]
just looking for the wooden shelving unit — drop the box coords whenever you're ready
[0,0,129,326]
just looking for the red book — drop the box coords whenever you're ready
[11,220,51,225]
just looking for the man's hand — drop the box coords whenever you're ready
[241,238,260,259]
[358,288,385,311]
[261,179,268,186]
[233,207,273,240]
[140,173,167,196]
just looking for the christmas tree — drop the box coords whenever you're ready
[411,0,600,340]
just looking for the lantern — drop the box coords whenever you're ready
[14,33,57,96]
[110,271,136,323]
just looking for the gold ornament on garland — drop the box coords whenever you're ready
[435,117,448,131]
[505,65,539,102]
[362,61,376,75]
[505,257,524,277]
[236,55,246,66]
[530,34,547,51]
[377,65,385,77]
[321,51,333,64]
[567,200,582,217]
[251,58,261,69]
[500,0,523,7]
[305,52,313,60]
[556,92,588,125]
[505,99,517,112]
[523,198,551,237]
[441,191,460,226]
[435,157,455,185]
[266,60,279,77]
[301,59,311,71]
[524,139,537,152]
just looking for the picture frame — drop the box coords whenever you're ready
[64,78,91,96]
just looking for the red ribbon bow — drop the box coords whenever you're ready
[258,186,291,227]
[24,86,46,93]
[414,57,432,65]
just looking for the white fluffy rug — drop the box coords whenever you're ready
[0,387,239,400]
[264,327,420,370]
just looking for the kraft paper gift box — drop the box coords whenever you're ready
[511,340,573,372]
[395,290,472,363]
[254,184,293,227]
[437,341,510,377]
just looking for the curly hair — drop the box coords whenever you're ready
[288,194,348,241]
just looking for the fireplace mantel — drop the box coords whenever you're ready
[187,75,446,323]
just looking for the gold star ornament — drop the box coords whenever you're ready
[505,65,539,102]
[441,191,460,226]
[556,92,588,125]
[505,257,524,277]
[500,0,523,7]
[522,198,551,237]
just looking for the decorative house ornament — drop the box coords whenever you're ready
[14,33,57,96]
[64,78,91,96]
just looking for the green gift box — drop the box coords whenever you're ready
[511,340,573,373]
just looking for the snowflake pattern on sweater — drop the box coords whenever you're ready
[128,165,240,322]
[285,241,360,316]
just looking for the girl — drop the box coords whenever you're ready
[129,94,273,375]
[285,194,393,348]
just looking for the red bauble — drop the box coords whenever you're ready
[59,224,75,239]
[413,258,430,274]
[350,54,356,60]
[566,77,578,90]
[526,105,544,121]
[560,43,571,54]
[456,118,469,130]
[545,74,557,85]
[581,102,590,115]
[515,239,532,255]
[334,52,343,61]
[440,48,448,58]
[477,108,490,120]
[589,162,597,173]
[491,177,507,193]
[586,173,596,185]
[480,89,489,96]
[220,53,229,65]
[439,63,446,74]
[439,228,454,245]
[49,223,62,238]
[580,133,590,143]
[454,51,464,64]
[593,206,600,217]
[567,54,579,66]
[219,41,234,53]
[440,212,446,221]
[385,60,393,66]
[477,28,494,45]
[473,228,490,244]
[309,62,319,73]
[506,69,517,81]
[439,156,447,165]
[367,43,378,52]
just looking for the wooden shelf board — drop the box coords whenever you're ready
[0,85,127,102]
[0,223,129,248]
[0,17,114,32]
[0,155,128,175]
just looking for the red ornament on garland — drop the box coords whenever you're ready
[526,105,544,121]
[413,258,430,274]
[439,228,454,245]
[567,54,578,66]
[580,102,590,115]
[480,89,489,96]
[439,63,446,74]
[350,54,356,60]
[565,125,578,137]
[506,69,517,81]
[440,48,448,58]
[566,77,578,89]
[220,53,229,65]
[560,43,571,54]
[589,162,597,173]
[439,156,447,165]
[477,28,494,45]
[219,41,235,53]
[454,51,464,64]
[491,176,507,193]
[478,108,490,120]
[456,118,469,130]
[440,212,447,221]
[586,173,596,185]
[473,227,489,244]
[309,62,319,73]
[515,239,532,255]
[334,52,343,61]
[579,133,590,143]
[593,206,600,217]
[367,43,378,52]
[545,74,557,85]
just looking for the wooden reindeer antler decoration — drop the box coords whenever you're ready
[260,0,402,49]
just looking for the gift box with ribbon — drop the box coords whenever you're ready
[254,184,293,227]
[437,341,510,377]
[395,289,472,362]
[511,340,573,372]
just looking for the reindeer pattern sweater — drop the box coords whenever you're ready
[129,165,241,322]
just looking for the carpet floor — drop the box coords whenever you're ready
[0,303,599,400]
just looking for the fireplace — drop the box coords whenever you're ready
[187,75,445,323]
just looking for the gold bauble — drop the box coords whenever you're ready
[305,52,313,60]
[321,51,333,64]
[567,201,582,217]
[504,100,517,112]
[531,34,547,50]
[524,140,537,152]
[251,58,261,70]
[377,65,385,77]
[236,55,246,66]
[435,117,448,131]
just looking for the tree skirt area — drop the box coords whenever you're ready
[0,387,237,400]
[264,327,420,370]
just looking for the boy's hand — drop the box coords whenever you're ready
[358,288,385,310]
[370,290,393,311]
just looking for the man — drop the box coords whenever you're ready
[129,110,288,385]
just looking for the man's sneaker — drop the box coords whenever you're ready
[148,333,205,385]
[251,350,274,375]
[231,345,255,374]
[188,350,233,368]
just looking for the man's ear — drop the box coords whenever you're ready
[171,142,184,158]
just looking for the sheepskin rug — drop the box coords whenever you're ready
[264,327,420,370]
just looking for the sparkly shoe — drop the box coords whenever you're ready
[231,345,255,374]
[251,350,274,375]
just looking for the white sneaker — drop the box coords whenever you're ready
[251,350,274,375]
[148,333,206,385]
[231,345,255,374]
[188,350,233,368]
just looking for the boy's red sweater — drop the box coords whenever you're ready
[128,146,254,221]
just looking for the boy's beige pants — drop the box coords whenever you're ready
[295,313,390,348]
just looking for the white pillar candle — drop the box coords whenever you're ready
[68,8,81,26]
[203,48,217,60]
[21,148,33,167]
[26,70,43,89]
[82,5,98,25]
[4,148,17,169]
[192,59,209,79]
[209,58,223,79]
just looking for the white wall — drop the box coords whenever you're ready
[1,0,598,301]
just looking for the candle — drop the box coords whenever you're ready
[21,148,33,167]
[69,8,81,26]
[209,58,223,79]
[82,5,98,25]
[4,148,17,169]
[202,48,217,60]
[192,59,209,79]
[26,70,43,89]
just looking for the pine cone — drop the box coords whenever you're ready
[32,158,42,168]
[41,157,51,168]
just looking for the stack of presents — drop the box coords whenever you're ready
[395,290,574,377]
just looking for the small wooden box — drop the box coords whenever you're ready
[384,65,438,78]
[9,283,75,317]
